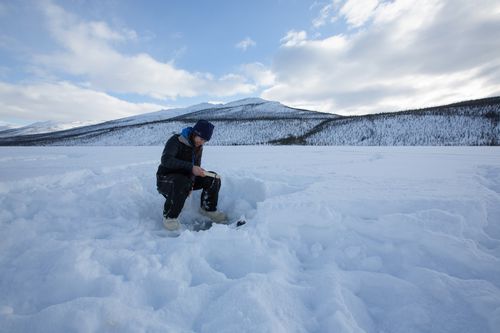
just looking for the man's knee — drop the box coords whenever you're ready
[194,171,221,191]
[157,174,192,196]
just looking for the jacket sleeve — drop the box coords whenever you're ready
[160,135,193,173]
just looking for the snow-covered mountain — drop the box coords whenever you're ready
[0,120,102,138]
[275,97,500,146]
[0,98,337,146]
[175,97,331,120]
[0,103,218,139]
[0,125,15,132]
[0,97,499,146]
[96,102,221,128]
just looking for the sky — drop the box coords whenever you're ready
[1,0,500,126]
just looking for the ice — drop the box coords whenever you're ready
[1,146,500,332]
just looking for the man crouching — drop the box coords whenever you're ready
[156,119,227,231]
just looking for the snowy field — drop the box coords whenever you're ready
[1,146,500,333]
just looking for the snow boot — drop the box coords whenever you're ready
[199,208,228,224]
[163,217,181,231]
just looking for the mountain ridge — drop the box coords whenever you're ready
[0,96,499,146]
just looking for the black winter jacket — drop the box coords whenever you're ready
[156,133,202,177]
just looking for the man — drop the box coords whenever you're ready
[156,119,227,231]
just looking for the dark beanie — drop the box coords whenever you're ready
[192,120,214,141]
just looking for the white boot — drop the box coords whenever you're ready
[199,208,228,224]
[163,217,180,231]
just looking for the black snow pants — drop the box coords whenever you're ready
[156,172,221,219]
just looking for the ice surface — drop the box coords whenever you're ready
[1,146,499,332]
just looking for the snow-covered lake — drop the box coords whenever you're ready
[1,146,499,333]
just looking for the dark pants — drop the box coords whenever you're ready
[156,172,221,218]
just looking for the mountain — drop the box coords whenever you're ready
[173,98,331,121]
[95,102,220,128]
[273,96,500,146]
[0,103,218,139]
[0,97,499,146]
[0,120,101,138]
[0,125,14,132]
[0,98,338,146]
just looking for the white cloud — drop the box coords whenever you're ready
[239,63,276,87]
[280,30,308,47]
[312,3,335,28]
[0,81,166,123]
[340,0,380,28]
[263,0,500,115]
[236,37,256,51]
[313,0,380,29]
[84,21,137,41]
[35,1,257,101]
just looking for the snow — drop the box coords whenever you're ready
[0,125,15,132]
[3,104,497,146]
[0,103,222,139]
[307,107,500,146]
[2,98,497,146]
[179,98,327,120]
[107,103,220,127]
[0,120,101,138]
[223,97,268,107]
[53,119,327,146]
[1,146,499,332]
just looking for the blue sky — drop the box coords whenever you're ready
[1,0,500,126]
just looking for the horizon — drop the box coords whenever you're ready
[1,0,500,127]
[4,94,498,132]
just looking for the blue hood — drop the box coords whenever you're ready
[181,127,193,141]
[180,127,195,163]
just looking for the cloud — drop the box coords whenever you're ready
[35,1,256,100]
[312,3,335,28]
[280,30,308,47]
[236,37,256,51]
[263,0,500,115]
[84,21,137,41]
[340,0,380,28]
[0,81,166,123]
[239,63,276,87]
